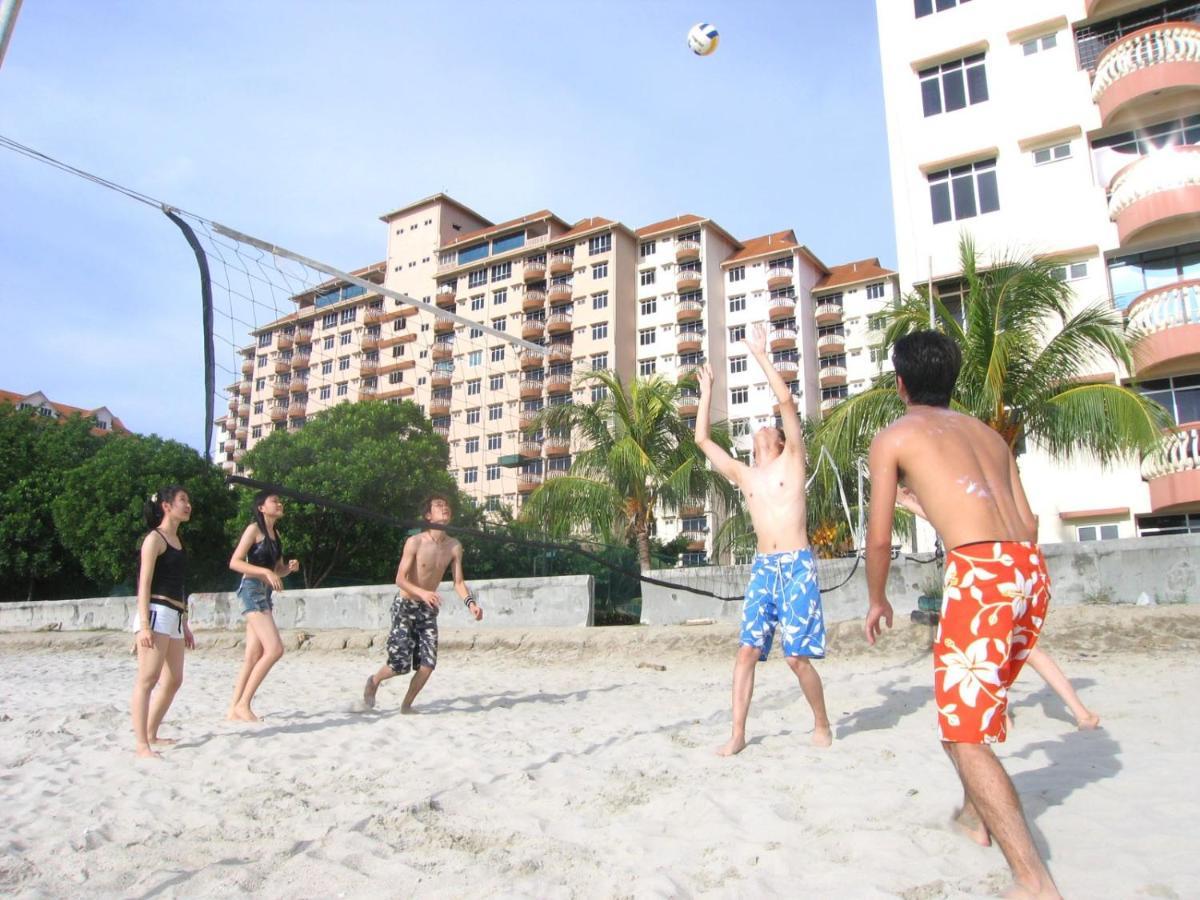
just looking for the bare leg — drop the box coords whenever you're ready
[363,664,400,709]
[947,742,1060,898]
[227,620,263,719]
[942,741,990,846]
[147,638,185,744]
[131,634,169,758]
[717,645,760,756]
[785,656,832,746]
[400,666,434,713]
[1026,647,1099,730]
[229,612,284,722]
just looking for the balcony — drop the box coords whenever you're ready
[238,382,252,397]
[436,284,457,308]
[545,469,568,481]
[272,382,288,398]
[295,327,313,344]
[238,403,251,418]
[772,389,801,415]
[1141,423,1200,512]
[676,330,705,353]
[224,439,237,454]
[520,377,544,399]
[677,363,700,382]
[549,253,574,276]
[429,397,452,416]
[522,318,546,340]
[547,342,573,362]
[1091,23,1200,128]
[359,386,377,399]
[547,282,573,306]
[519,411,540,430]
[546,373,572,394]
[817,332,845,355]
[814,300,842,324]
[289,401,307,418]
[547,313,573,335]
[523,289,546,312]
[675,239,700,262]
[431,341,454,360]
[434,317,455,335]
[431,365,454,387]
[677,395,699,416]
[233,448,246,462]
[769,295,797,320]
[292,353,311,369]
[770,328,798,351]
[1108,146,1200,245]
[359,360,379,377]
[679,498,705,517]
[519,441,542,459]
[545,435,570,456]
[241,359,254,376]
[519,348,546,369]
[773,359,800,378]
[523,260,547,282]
[518,473,543,493]
[820,397,842,414]
[682,531,707,550]
[363,307,382,324]
[378,386,415,400]
[273,358,290,374]
[235,426,248,441]
[361,335,380,352]
[290,377,309,394]
[766,266,794,289]
[676,300,704,323]
[270,406,288,421]
[276,333,293,350]
[223,417,237,434]
[675,269,702,292]
[819,365,848,387]
[433,424,450,439]
[1126,280,1200,376]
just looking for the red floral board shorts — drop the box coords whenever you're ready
[935,541,1049,744]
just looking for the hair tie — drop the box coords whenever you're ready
[151,492,158,502]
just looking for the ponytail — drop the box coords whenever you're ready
[251,490,282,564]
[143,485,187,529]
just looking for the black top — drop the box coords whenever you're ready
[246,527,282,570]
[148,529,187,607]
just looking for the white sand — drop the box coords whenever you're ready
[1,606,1198,898]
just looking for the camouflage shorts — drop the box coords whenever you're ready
[385,596,438,674]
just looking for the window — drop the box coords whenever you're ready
[728,295,746,313]
[1108,240,1200,309]
[592,262,608,279]
[1137,513,1200,537]
[1033,142,1071,165]
[731,386,749,405]
[322,313,338,329]
[491,317,506,333]
[487,433,502,450]
[592,353,608,370]
[470,295,485,311]
[682,552,707,567]
[487,403,503,421]
[592,292,609,310]
[920,54,988,117]
[914,0,973,18]
[392,318,408,332]
[338,356,351,371]
[467,379,481,396]
[868,313,887,331]
[731,419,749,437]
[1022,32,1057,55]
[681,516,708,533]
[323,336,335,350]
[321,360,333,375]
[1138,374,1200,425]
[591,385,608,403]
[490,346,506,363]
[468,269,487,288]
[340,332,353,346]
[337,383,349,397]
[466,408,481,425]
[1077,523,1120,541]
[388,372,404,384]
[730,356,747,374]
[640,298,657,316]
[729,266,745,283]
[463,468,478,484]
[1050,261,1089,282]
[588,234,612,255]
[470,327,483,339]
[866,283,886,300]
[640,269,656,287]
[391,345,406,358]
[489,374,505,391]
[468,350,483,367]
[340,308,356,324]
[929,159,999,224]
[253,401,264,414]
[464,437,479,454]
[640,240,656,258]
[592,322,608,340]
[251,425,262,438]
[493,289,507,306]
[639,328,656,346]
[491,262,512,282]
[870,346,889,364]
[729,325,746,343]
[319,385,331,400]
[486,464,501,481]
[639,359,657,376]
[255,378,266,391]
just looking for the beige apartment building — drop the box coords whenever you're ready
[219,194,898,564]
[876,0,1200,543]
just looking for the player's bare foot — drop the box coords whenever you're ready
[363,676,378,710]
[811,724,833,747]
[1001,880,1061,899]
[716,735,747,757]
[1075,711,1101,730]
[227,705,260,722]
[951,806,991,847]
[135,744,162,759]
[400,704,419,715]
[149,737,178,746]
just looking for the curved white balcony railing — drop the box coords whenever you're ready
[820,397,842,413]
[820,365,848,379]
[766,266,794,282]
[1126,279,1200,337]
[773,359,800,376]
[814,301,842,318]
[771,328,798,342]
[1109,146,1200,219]
[1092,23,1200,103]
[675,239,701,256]
[817,333,845,350]
[769,295,797,311]
[1141,424,1200,480]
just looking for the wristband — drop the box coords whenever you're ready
[463,594,477,608]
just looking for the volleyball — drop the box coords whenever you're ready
[687,22,719,56]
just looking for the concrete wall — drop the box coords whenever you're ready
[0,575,594,633]
[640,534,1200,625]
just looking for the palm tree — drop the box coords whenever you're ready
[816,236,1171,470]
[519,369,741,571]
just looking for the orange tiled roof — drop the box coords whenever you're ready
[722,230,800,265]
[634,214,705,238]
[552,216,616,242]
[814,258,896,291]
[0,389,129,435]
[442,210,559,248]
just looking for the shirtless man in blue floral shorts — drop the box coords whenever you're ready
[695,324,831,756]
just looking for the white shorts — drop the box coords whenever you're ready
[131,605,184,639]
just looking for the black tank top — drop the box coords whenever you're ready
[148,529,187,606]
[246,528,282,570]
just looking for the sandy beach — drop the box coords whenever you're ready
[2,605,1198,898]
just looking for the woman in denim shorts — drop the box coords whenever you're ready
[227,490,299,721]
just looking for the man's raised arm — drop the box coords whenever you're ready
[745,323,804,452]
[695,363,743,483]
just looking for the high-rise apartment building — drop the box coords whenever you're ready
[876,0,1200,542]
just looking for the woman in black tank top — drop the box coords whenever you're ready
[131,485,194,758]
[227,490,300,722]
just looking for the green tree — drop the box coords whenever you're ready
[520,370,741,571]
[51,433,235,592]
[0,405,101,600]
[238,400,456,588]
[815,236,1171,511]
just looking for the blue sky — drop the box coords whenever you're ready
[0,0,893,450]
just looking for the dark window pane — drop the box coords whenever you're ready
[921,77,942,116]
[952,173,978,219]
[915,0,933,15]
[977,169,999,213]
[1175,387,1200,423]
[943,69,966,111]
[930,182,952,224]
[936,0,956,9]
[1175,373,1200,388]
[966,63,989,104]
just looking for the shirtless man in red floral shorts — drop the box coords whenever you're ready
[864,330,1061,899]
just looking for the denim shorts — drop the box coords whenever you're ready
[236,577,274,615]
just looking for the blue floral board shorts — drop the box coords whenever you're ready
[237,577,274,615]
[740,548,825,660]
